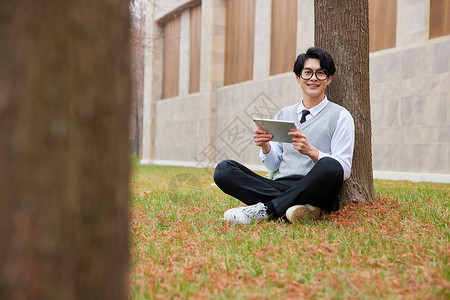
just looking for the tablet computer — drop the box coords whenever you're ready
[253,118,296,143]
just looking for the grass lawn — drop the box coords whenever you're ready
[129,161,449,299]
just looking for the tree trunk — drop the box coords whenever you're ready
[130,12,145,157]
[0,1,131,299]
[314,0,375,203]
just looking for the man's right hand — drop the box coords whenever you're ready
[253,127,273,154]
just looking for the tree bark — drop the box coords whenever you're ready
[0,1,130,299]
[314,0,375,203]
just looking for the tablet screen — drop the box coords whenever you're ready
[253,118,296,143]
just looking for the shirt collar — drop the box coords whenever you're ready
[297,96,329,117]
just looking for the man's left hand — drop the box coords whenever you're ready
[288,128,319,162]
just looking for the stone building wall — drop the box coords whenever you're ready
[142,0,450,182]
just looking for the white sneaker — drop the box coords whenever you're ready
[223,202,268,224]
[286,204,321,223]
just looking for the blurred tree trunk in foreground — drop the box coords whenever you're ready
[0,1,131,299]
[315,0,376,204]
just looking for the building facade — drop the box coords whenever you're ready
[141,0,450,183]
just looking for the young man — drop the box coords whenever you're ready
[214,47,355,224]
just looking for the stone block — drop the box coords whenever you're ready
[396,0,428,46]
[155,146,171,159]
[370,55,386,84]
[447,92,450,122]
[212,55,225,70]
[412,143,429,173]
[398,0,425,7]
[296,0,314,52]
[400,94,446,127]
[425,93,447,126]
[413,45,433,77]
[390,128,404,145]
[398,80,416,99]
[413,143,447,173]
[376,127,402,144]
[447,145,450,173]
[373,82,387,100]
[385,98,400,127]
[403,126,421,144]
[371,144,385,171]
[432,41,450,74]
[428,75,443,95]
[393,126,408,144]
[410,77,432,97]
[439,74,450,93]
[401,49,416,80]
[385,51,402,82]
[213,24,225,36]
[400,96,415,126]
[371,100,385,128]
[439,125,450,143]
[370,84,379,101]
[412,95,427,126]
[372,144,400,171]
[387,81,402,99]
[372,128,381,144]
[396,144,416,172]
[409,1,427,32]
[423,125,440,143]
[420,125,449,143]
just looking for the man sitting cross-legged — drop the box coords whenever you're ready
[214,47,355,224]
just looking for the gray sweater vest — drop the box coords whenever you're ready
[274,101,343,180]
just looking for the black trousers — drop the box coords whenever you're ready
[213,157,344,218]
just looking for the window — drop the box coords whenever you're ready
[430,0,450,39]
[162,16,180,99]
[224,0,255,85]
[369,0,397,52]
[270,0,297,75]
[189,5,201,93]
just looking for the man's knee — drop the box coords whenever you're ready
[315,157,344,179]
[214,159,235,186]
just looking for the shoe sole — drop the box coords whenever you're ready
[286,205,321,223]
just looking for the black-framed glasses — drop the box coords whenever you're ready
[300,68,329,81]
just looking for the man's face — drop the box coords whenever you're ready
[296,58,332,100]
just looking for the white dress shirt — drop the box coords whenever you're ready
[260,97,355,180]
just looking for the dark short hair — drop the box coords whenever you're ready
[293,47,336,77]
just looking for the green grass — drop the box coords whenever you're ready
[129,161,450,299]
